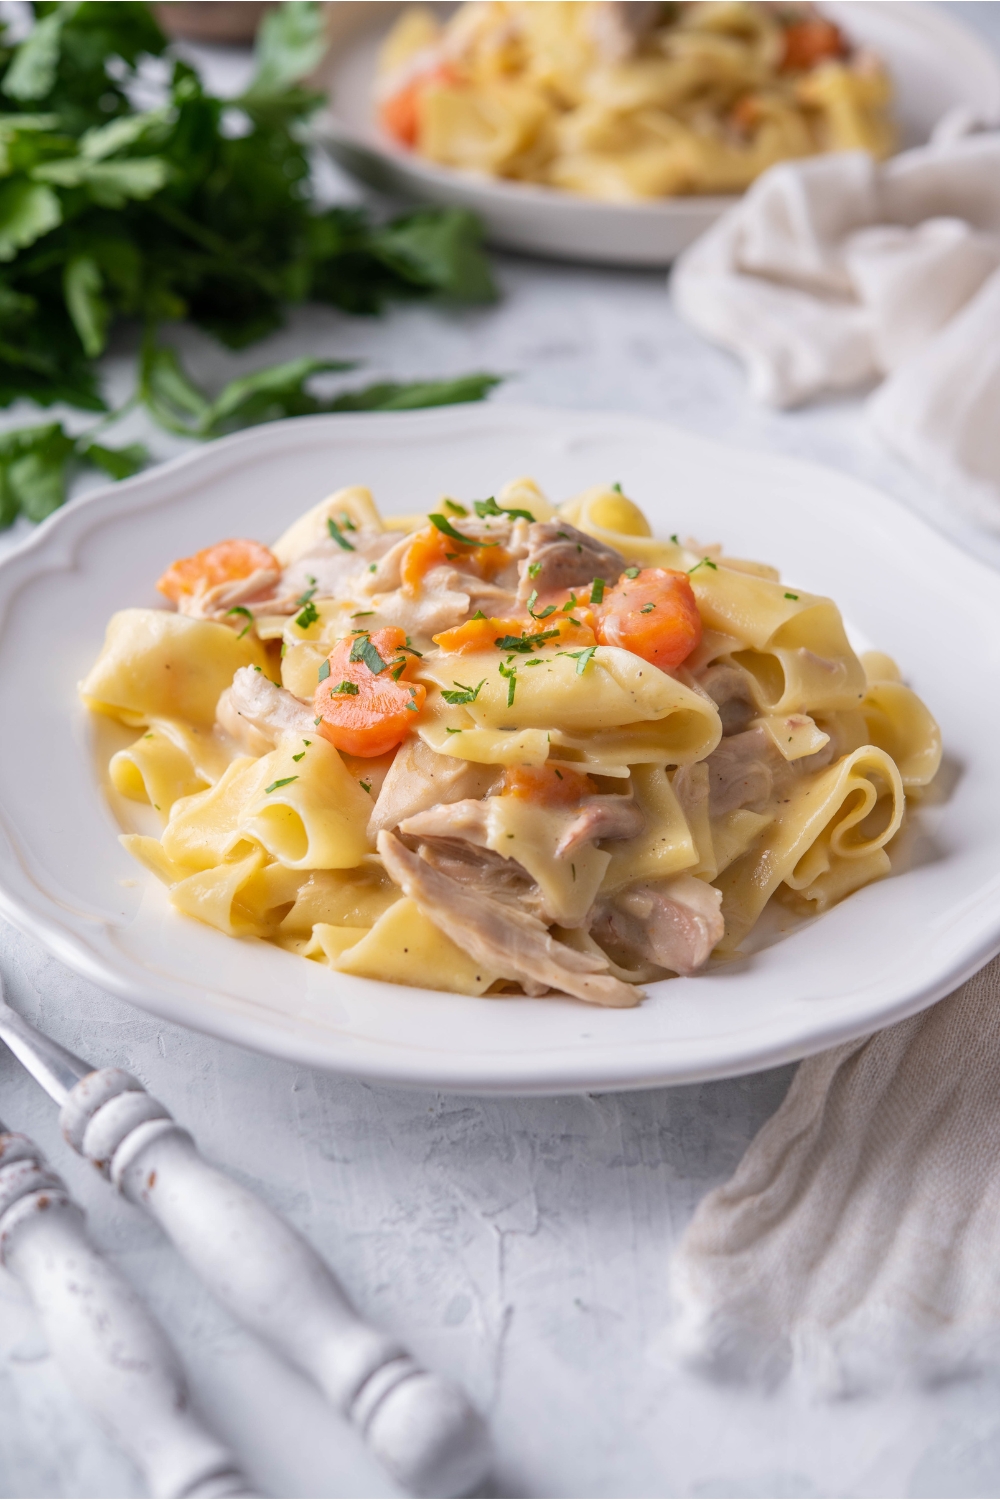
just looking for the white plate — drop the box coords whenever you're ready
[1,405,1000,1094]
[314,1,1000,266]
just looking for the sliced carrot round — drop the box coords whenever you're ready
[314,627,426,759]
[780,17,846,71]
[379,63,454,148]
[503,765,596,806]
[595,568,702,671]
[157,538,278,603]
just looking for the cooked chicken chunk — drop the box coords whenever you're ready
[216,666,315,752]
[697,663,757,737]
[517,520,627,601]
[591,874,724,977]
[378,831,640,1007]
[369,739,498,839]
[706,726,786,816]
[555,795,646,857]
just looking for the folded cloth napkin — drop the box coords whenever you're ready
[669,956,1000,1396]
[672,135,1000,529]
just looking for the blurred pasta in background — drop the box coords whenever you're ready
[375,0,895,200]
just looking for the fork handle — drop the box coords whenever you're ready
[0,1132,254,1499]
[61,1070,490,1499]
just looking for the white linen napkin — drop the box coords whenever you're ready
[671,135,1000,529]
[669,956,1000,1395]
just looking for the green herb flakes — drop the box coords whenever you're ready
[317,660,331,682]
[265,777,298,794]
[441,679,486,705]
[327,517,355,551]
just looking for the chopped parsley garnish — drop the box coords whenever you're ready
[611,482,622,494]
[474,494,535,523]
[405,687,419,711]
[295,599,319,629]
[498,660,517,706]
[351,610,374,618]
[360,779,372,793]
[444,498,468,516]
[527,560,542,578]
[590,578,605,604]
[641,602,655,614]
[331,680,359,695]
[494,629,560,653]
[318,660,331,682]
[339,513,356,531]
[226,605,253,638]
[295,584,317,606]
[327,517,355,551]
[525,589,556,621]
[670,533,679,544]
[561,592,578,612]
[688,558,718,575]
[265,777,298,794]
[442,678,486,705]
[471,609,487,620]
[563,646,597,674]
[368,562,377,573]
[785,591,799,600]
[314,716,322,726]
[445,726,463,734]
[402,637,424,656]
[292,751,305,762]
[280,643,288,657]
[349,635,388,674]
[624,566,640,579]
[428,512,497,546]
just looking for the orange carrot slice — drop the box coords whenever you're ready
[433,612,596,654]
[595,568,702,671]
[503,765,596,806]
[157,539,278,603]
[314,627,426,758]
[379,63,455,148]
[780,17,846,71]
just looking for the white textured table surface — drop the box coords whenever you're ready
[4,7,1000,1496]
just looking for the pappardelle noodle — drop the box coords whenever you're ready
[375,1,895,201]
[82,478,940,1007]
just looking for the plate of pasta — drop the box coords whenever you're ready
[0,404,999,1093]
[316,1,1000,264]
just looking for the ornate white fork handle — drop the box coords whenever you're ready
[0,1124,255,1499]
[0,990,490,1499]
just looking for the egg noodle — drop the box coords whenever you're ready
[82,478,940,1007]
[375,1,895,200]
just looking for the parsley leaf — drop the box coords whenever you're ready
[441,678,486,705]
[688,557,718,575]
[265,776,298,793]
[474,494,535,523]
[590,578,605,604]
[330,680,359,694]
[226,605,254,638]
[349,634,388,674]
[327,516,355,551]
[498,660,517,706]
[317,660,331,681]
[428,512,497,547]
[493,629,560,653]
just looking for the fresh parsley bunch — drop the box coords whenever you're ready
[0,2,499,524]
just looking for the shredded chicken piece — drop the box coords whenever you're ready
[591,874,724,976]
[416,836,549,924]
[706,724,837,816]
[369,739,498,839]
[378,831,640,1007]
[706,726,786,815]
[697,663,757,737]
[555,795,646,857]
[178,567,282,620]
[216,666,315,752]
[517,520,627,601]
